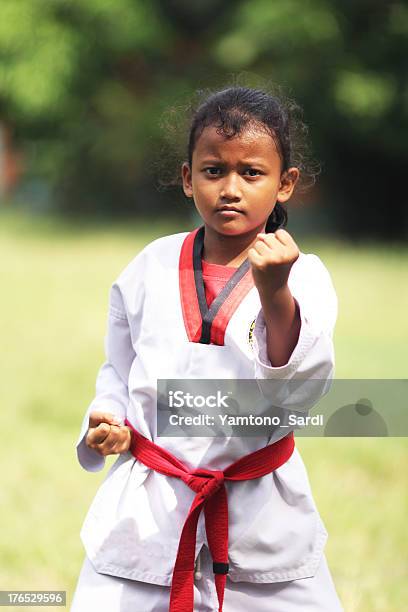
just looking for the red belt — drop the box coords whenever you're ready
[125,420,295,612]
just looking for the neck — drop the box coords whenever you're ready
[202,223,266,267]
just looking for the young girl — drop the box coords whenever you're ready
[72,86,343,611]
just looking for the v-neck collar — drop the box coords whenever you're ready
[179,226,254,345]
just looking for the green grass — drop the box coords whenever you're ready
[1,209,407,611]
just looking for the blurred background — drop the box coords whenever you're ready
[1,1,407,611]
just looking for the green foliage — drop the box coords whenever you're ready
[214,0,341,69]
[334,70,397,120]
[0,0,169,116]
[0,1,79,116]
[0,1,406,236]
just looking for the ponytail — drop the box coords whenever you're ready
[265,202,287,233]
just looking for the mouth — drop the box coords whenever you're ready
[215,206,244,215]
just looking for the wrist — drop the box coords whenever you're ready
[258,283,293,314]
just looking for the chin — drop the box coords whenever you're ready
[210,222,248,236]
[214,220,260,237]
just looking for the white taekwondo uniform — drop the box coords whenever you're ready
[72,227,343,611]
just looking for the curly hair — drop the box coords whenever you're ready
[159,80,320,232]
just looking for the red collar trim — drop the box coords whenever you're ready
[179,227,202,342]
[179,227,254,345]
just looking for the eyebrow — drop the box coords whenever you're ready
[199,158,270,167]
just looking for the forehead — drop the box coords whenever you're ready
[193,125,281,163]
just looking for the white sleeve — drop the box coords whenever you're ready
[252,254,337,412]
[76,283,136,472]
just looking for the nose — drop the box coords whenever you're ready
[220,172,242,202]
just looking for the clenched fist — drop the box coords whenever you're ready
[86,411,132,457]
[247,228,301,366]
[247,229,299,296]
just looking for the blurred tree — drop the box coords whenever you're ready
[0,0,406,237]
[212,0,408,239]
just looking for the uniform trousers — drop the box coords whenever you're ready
[71,544,344,612]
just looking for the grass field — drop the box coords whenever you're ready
[1,209,407,611]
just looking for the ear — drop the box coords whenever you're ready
[181,162,193,198]
[277,167,300,203]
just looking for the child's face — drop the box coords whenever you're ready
[182,124,299,237]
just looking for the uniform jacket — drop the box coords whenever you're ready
[76,227,338,586]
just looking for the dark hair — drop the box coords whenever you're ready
[160,83,319,232]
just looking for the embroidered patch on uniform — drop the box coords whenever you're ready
[248,318,256,348]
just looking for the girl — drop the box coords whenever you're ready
[72,86,343,611]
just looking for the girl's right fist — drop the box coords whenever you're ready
[86,411,131,456]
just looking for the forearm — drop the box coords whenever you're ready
[258,284,301,367]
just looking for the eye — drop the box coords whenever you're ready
[204,167,222,176]
[243,168,262,177]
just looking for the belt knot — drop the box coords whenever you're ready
[185,469,224,501]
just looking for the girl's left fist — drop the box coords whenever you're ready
[248,229,299,295]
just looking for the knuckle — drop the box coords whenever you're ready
[93,444,105,456]
[98,423,110,436]
[112,426,123,442]
[88,413,96,427]
[105,413,118,424]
